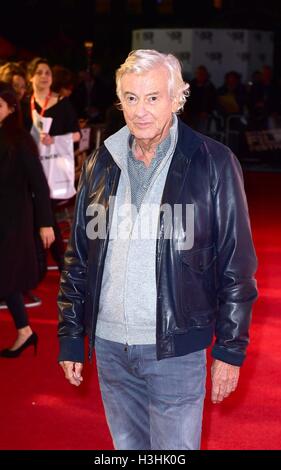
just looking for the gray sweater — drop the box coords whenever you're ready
[95,116,178,345]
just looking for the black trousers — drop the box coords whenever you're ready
[50,200,66,271]
[4,292,29,329]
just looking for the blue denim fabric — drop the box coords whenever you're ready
[95,337,206,450]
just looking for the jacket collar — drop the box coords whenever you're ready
[160,118,203,206]
[103,117,204,205]
[103,114,178,172]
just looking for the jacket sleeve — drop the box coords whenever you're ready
[211,151,258,366]
[21,133,53,228]
[57,160,89,363]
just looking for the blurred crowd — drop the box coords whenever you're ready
[181,64,281,135]
[0,59,114,125]
[1,58,280,143]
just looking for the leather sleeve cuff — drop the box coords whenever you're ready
[211,344,245,366]
[58,336,85,363]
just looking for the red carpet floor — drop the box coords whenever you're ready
[0,171,280,450]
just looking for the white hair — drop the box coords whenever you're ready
[116,49,190,112]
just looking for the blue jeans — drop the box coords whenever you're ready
[95,337,206,450]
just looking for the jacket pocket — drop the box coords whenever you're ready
[180,244,216,273]
[180,245,218,318]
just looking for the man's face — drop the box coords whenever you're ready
[120,66,177,143]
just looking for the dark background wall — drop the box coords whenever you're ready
[2,0,281,77]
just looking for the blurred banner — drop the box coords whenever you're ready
[245,129,281,153]
[132,29,273,87]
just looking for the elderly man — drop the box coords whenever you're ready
[58,50,257,450]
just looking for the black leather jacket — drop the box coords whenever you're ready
[58,119,258,366]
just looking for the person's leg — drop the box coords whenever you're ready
[95,338,206,450]
[143,347,207,450]
[95,337,151,450]
[4,292,33,350]
[5,292,29,329]
[49,201,65,271]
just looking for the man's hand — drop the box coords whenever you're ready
[211,359,240,404]
[60,361,84,387]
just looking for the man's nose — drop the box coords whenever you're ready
[134,99,147,116]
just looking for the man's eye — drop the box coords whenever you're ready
[127,96,136,103]
[149,96,157,102]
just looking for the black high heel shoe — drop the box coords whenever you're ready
[0,332,38,358]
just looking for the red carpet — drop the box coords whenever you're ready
[0,171,281,450]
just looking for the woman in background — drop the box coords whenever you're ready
[27,58,80,271]
[0,61,31,130]
[0,62,47,307]
[0,82,54,358]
